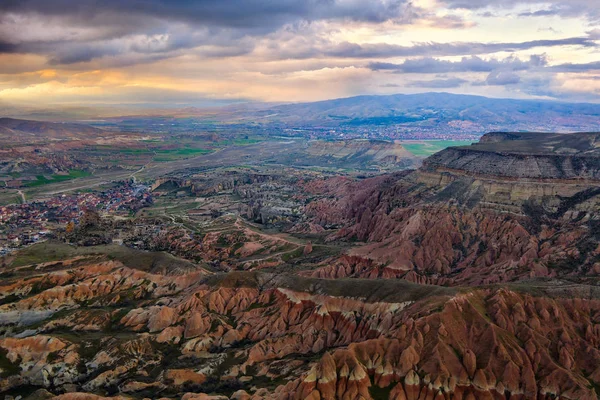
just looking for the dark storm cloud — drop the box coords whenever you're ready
[41,32,257,66]
[1,0,598,105]
[0,0,596,67]
[0,0,410,33]
[48,45,120,65]
[0,41,17,53]
[0,0,419,65]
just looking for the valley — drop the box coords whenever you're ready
[1,122,600,399]
[3,0,600,398]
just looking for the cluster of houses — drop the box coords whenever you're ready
[0,182,152,254]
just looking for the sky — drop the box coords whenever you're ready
[0,0,599,106]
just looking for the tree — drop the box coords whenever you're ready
[80,209,101,228]
[66,221,75,234]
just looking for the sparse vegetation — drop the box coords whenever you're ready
[23,170,92,187]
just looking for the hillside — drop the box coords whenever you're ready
[220,93,600,133]
[306,139,412,162]
[315,131,600,285]
[0,117,104,140]
[8,93,600,138]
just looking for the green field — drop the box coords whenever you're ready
[89,145,213,162]
[152,148,213,161]
[23,170,92,188]
[402,140,475,157]
[217,138,263,146]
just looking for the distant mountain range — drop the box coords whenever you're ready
[217,93,600,133]
[3,93,600,135]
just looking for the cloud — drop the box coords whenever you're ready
[0,41,18,53]
[518,9,563,17]
[484,71,521,85]
[537,27,561,34]
[368,55,546,73]
[440,0,600,21]
[1,0,596,67]
[0,1,432,67]
[407,78,468,88]
[0,0,416,30]
[0,0,598,104]
[551,61,600,72]
[321,37,595,59]
[511,74,600,102]
[0,0,417,58]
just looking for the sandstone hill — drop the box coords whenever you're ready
[301,132,600,286]
[424,132,600,180]
[1,260,599,399]
[412,132,600,213]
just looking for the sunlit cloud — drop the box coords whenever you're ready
[0,0,599,105]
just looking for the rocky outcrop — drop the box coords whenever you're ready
[1,257,599,398]
[152,172,276,195]
[414,132,600,213]
[327,203,600,285]
[276,289,600,400]
[423,147,600,181]
[0,335,79,392]
[290,134,600,286]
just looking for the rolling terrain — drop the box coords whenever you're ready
[81,93,600,138]
[6,93,600,139]
[0,117,420,207]
[237,93,600,130]
[1,130,600,399]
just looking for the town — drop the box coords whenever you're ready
[0,181,151,254]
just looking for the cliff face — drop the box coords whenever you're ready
[412,132,600,215]
[423,147,600,181]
